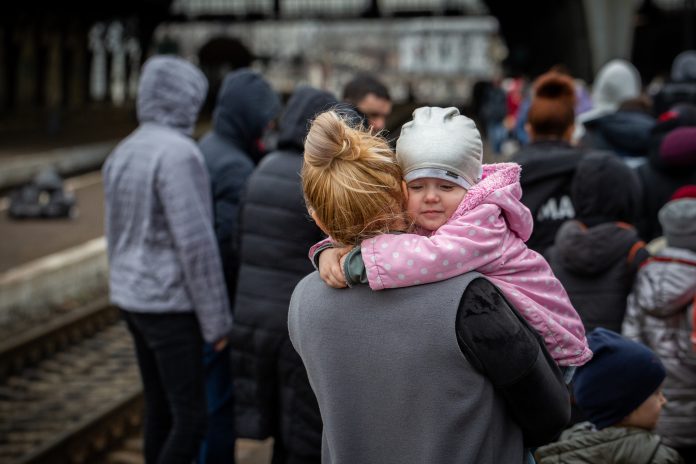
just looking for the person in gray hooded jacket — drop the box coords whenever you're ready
[623,189,696,463]
[103,55,232,464]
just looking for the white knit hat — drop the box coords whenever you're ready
[396,107,483,189]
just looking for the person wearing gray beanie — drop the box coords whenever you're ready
[396,106,483,189]
[622,192,696,461]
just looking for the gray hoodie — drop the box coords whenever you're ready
[103,55,232,343]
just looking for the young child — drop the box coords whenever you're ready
[534,328,683,463]
[622,186,696,462]
[314,106,591,368]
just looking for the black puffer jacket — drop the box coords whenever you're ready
[513,140,585,254]
[230,86,337,462]
[198,69,281,298]
[547,152,648,332]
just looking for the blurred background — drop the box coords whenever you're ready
[1,0,694,147]
[0,1,695,463]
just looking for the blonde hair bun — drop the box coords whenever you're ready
[302,110,406,246]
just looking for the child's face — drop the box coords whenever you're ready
[406,178,467,231]
[621,388,667,431]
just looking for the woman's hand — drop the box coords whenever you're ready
[318,246,351,288]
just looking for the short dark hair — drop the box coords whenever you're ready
[343,74,391,104]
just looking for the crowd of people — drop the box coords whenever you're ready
[102,50,696,464]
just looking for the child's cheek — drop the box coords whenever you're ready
[405,197,420,222]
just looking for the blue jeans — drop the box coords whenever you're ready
[122,310,207,464]
[198,343,236,464]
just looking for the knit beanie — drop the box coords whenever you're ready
[573,328,666,430]
[659,195,696,252]
[396,107,482,189]
[659,127,696,167]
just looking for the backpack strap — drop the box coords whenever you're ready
[639,256,696,268]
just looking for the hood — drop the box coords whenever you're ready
[632,247,696,317]
[536,423,662,464]
[450,163,533,242]
[579,59,641,124]
[212,68,281,152]
[571,151,641,225]
[136,55,208,135]
[553,221,640,275]
[671,50,696,82]
[587,111,655,156]
[276,86,338,152]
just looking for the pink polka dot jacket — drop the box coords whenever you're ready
[311,163,592,367]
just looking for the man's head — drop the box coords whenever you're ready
[343,74,392,133]
[573,328,667,431]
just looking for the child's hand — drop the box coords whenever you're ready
[318,246,351,288]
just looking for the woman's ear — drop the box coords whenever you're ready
[310,209,331,236]
[402,180,409,202]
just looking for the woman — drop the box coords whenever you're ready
[288,110,569,463]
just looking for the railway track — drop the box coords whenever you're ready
[0,298,273,464]
[0,299,143,464]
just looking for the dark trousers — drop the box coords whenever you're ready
[198,343,236,464]
[122,310,207,464]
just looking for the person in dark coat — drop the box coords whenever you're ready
[580,97,656,165]
[635,103,696,242]
[197,69,281,464]
[653,50,696,116]
[547,151,649,333]
[513,71,586,254]
[230,86,338,464]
